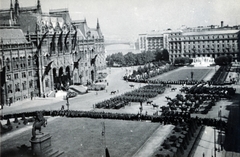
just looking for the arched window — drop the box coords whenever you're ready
[15,83,20,92]
[74,73,77,81]
[22,81,26,90]
[29,80,33,88]
[12,57,16,68]
[8,84,12,93]
[45,79,49,88]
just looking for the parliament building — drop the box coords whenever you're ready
[0,0,106,105]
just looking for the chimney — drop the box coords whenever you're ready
[221,21,224,27]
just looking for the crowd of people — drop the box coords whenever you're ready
[1,109,227,132]
[95,84,166,109]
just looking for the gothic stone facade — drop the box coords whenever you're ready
[0,0,106,104]
[0,28,37,105]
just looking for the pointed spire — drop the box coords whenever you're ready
[36,22,40,34]
[96,18,100,29]
[10,0,13,9]
[37,0,42,13]
[27,26,31,41]
[14,0,20,17]
[37,0,41,7]
[15,0,19,7]
[10,0,13,21]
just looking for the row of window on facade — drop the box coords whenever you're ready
[147,38,163,41]
[5,60,36,71]
[170,48,238,54]
[169,34,237,41]
[170,40,238,45]
[5,56,29,61]
[171,44,237,49]
[0,43,33,49]
[4,56,36,69]
[170,42,237,48]
[171,53,237,58]
[7,79,51,94]
[6,71,34,80]
[7,80,34,93]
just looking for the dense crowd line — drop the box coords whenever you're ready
[1,110,227,134]
[95,84,165,109]
[160,84,235,115]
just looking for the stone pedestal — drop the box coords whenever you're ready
[29,133,52,156]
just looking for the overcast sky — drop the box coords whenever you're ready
[1,0,240,42]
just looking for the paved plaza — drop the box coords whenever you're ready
[1,66,240,157]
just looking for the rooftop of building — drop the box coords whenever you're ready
[0,28,28,44]
[20,6,38,12]
[182,29,239,36]
[49,8,69,13]
[141,22,240,36]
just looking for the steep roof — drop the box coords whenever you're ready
[72,20,90,38]
[20,6,38,13]
[17,13,40,33]
[0,28,28,44]
[76,29,86,40]
[0,9,12,25]
[90,29,100,38]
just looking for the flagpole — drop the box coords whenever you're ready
[102,121,106,157]
[37,29,43,97]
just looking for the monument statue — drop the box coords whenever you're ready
[31,111,47,140]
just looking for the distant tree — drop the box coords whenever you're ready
[136,53,145,65]
[112,52,125,66]
[124,52,136,66]
[162,49,169,61]
[155,48,162,61]
[132,70,138,77]
[137,66,144,75]
[189,58,193,64]
[106,55,113,66]
[145,51,155,63]
[174,57,192,65]
[214,55,232,65]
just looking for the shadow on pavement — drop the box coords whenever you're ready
[224,93,240,153]
[1,144,32,157]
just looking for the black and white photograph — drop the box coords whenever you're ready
[0,0,240,156]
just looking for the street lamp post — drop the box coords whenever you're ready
[66,82,70,110]
[219,106,223,151]
[214,127,216,157]
[66,94,69,110]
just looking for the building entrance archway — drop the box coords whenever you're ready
[66,66,72,85]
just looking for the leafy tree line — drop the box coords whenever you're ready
[214,55,232,66]
[106,48,169,67]
[173,57,193,66]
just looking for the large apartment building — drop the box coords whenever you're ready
[0,0,106,105]
[139,22,240,62]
